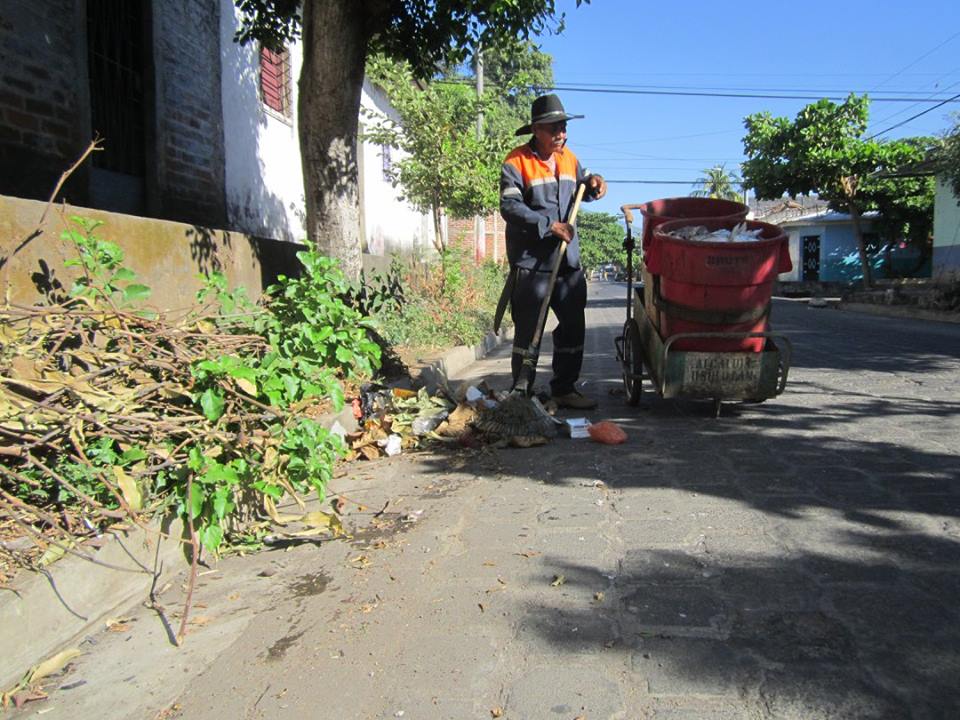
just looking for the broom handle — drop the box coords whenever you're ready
[529,183,587,351]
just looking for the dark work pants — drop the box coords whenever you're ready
[510,267,587,395]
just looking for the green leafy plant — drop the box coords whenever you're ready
[263,244,381,389]
[374,249,507,351]
[62,216,151,305]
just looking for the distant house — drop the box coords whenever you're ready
[861,155,958,281]
[752,196,931,283]
[774,209,928,283]
[0,0,433,257]
[932,176,960,279]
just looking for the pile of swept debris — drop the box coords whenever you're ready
[342,379,628,457]
[342,380,561,458]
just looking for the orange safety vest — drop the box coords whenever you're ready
[500,141,590,271]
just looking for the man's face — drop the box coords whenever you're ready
[532,120,567,155]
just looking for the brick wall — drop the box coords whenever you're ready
[0,0,89,203]
[0,0,226,226]
[447,212,506,264]
[153,0,226,226]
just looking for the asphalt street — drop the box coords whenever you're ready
[20,280,960,720]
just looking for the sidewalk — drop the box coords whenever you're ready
[0,329,511,698]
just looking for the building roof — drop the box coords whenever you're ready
[749,195,829,225]
[779,209,880,227]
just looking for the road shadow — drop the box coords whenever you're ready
[417,286,960,717]
[517,548,960,718]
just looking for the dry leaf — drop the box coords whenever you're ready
[26,648,82,685]
[491,708,504,718]
[113,466,142,511]
[301,511,345,537]
[105,616,134,632]
[550,574,566,587]
[593,591,605,603]
[358,445,381,461]
[234,377,257,396]
[515,551,541,559]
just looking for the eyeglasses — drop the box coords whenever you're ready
[537,121,567,135]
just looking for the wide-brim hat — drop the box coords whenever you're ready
[515,93,584,136]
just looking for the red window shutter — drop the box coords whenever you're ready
[260,46,288,114]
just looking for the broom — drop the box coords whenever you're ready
[476,183,587,438]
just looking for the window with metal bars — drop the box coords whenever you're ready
[87,0,146,176]
[259,45,292,118]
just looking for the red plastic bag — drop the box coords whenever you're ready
[587,421,627,445]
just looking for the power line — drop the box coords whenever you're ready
[606,180,697,185]
[552,80,960,97]
[546,84,960,104]
[867,74,960,131]
[434,78,960,103]
[866,90,960,139]
[868,30,960,92]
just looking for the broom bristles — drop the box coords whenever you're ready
[474,392,560,438]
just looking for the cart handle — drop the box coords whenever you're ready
[620,203,647,225]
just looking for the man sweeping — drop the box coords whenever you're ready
[499,93,607,410]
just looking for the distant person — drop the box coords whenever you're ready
[499,93,607,410]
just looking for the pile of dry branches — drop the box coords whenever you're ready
[0,299,272,575]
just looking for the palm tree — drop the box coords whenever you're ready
[691,164,743,201]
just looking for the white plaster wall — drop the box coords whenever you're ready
[219,2,305,242]
[219,3,433,254]
[933,176,960,278]
[780,230,801,282]
[360,79,437,258]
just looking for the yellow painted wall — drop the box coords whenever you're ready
[1,194,291,311]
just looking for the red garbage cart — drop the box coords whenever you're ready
[614,199,794,417]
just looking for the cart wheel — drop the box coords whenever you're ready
[622,319,643,406]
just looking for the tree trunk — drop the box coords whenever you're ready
[432,202,445,255]
[848,201,873,290]
[298,1,370,283]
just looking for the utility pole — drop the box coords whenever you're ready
[474,47,485,263]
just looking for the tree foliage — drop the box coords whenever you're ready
[578,211,626,272]
[233,0,589,279]
[363,42,553,251]
[691,165,743,201]
[742,94,934,287]
[860,136,936,249]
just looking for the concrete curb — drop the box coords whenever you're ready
[837,302,960,324]
[0,328,511,690]
[415,329,512,393]
[0,517,188,689]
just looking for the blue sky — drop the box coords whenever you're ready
[534,0,960,218]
